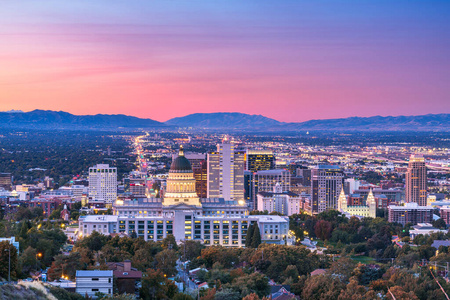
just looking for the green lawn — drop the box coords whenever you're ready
[351,255,376,264]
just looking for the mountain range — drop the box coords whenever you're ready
[0,110,448,131]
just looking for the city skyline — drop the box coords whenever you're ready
[1,0,449,122]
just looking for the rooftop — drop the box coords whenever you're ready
[76,270,113,277]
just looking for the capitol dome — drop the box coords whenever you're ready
[170,146,192,173]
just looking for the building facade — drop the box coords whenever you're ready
[338,188,376,218]
[388,202,433,226]
[207,142,245,201]
[76,270,113,298]
[88,164,117,205]
[80,147,292,247]
[405,154,427,206]
[245,150,275,172]
[257,184,301,216]
[253,169,291,210]
[311,165,344,214]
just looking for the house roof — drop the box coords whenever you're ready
[113,270,142,279]
[310,269,327,276]
[76,270,113,277]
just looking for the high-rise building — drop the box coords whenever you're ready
[253,169,291,210]
[193,160,208,198]
[88,164,117,205]
[0,173,12,191]
[244,171,253,203]
[405,154,427,206]
[207,142,245,201]
[245,150,275,172]
[311,165,344,214]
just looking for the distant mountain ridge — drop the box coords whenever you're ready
[0,110,448,131]
[282,114,450,131]
[165,112,284,129]
[166,112,450,131]
[0,109,164,130]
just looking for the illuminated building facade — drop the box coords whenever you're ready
[246,150,275,172]
[311,165,344,214]
[88,164,117,205]
[405,154,427,206]
[207,142,245,201]
[80,147,292,247]
[338,188,376,218]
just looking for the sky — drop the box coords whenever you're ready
[0,0,449,122]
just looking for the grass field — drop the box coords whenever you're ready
[351,255,376,264]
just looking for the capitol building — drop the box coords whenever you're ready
[80,147,293,247]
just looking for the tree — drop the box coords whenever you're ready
[231,272,270,298]
[315,220,332,240]
[245,223,255,247]
[19,246,38,274]
[140,269,178,300]
[162,235,178,251]
[433,218,447,229]
[155,249,177,277]
[76,230,109,252]
[0,241,18,280]
[302,274,345,300]
[47,252,84,280]
[251,224,261,249]
[326,257,355,283]
[214,288,241,300]
[172,294,195,300]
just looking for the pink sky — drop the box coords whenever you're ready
[0,1,449,122]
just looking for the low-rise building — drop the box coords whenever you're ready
[257,183,301,216]
[75,270,113,298]
[388,202,434,226]
[409,223,447,239]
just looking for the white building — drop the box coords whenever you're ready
[79,215,118,237]
[76,270,113,298]
[207,142,245,201]
[80,147,292,247]
[88,164,117,205]
[338,188,376,218]
[253,169,291,210]
[257,183,301,216]
[409,223,447,239]
[0,237,19,255]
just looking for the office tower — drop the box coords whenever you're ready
[311,165,344,214]
[253,169,291,210]
[246,150,275,172]
[207,142,245,201]
[193,160,208,198]
[244,171,253,203]
[405,154,427,206]
[297,168,312,186]
[88,164,117,204]
[0,173,12,190]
